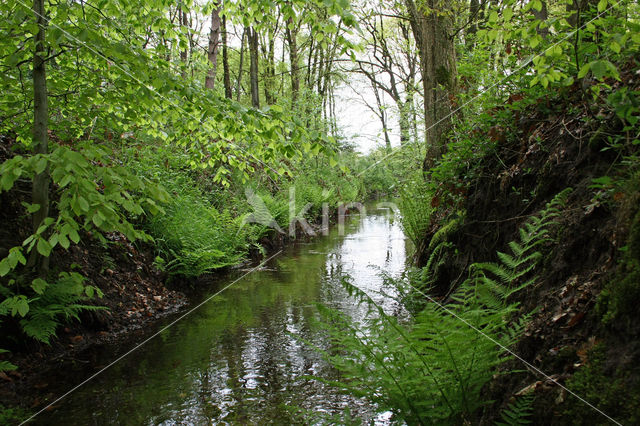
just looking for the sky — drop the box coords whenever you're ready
[334,75,400,154]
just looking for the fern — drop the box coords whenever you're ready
[0,349,16,372]
[309,189,571,424]
[1,272,105,344]
[398,178,435,249]
[469,188,572,305]
[496,394,534,426]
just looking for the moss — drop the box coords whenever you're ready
[597,210,640,328]
[436,65,452,87]
[0,404,30,425]
[560,344,640,425]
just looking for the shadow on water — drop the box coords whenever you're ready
[35,204,409,425]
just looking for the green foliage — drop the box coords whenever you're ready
[496,394,534,426]
[470,188,572,308]
[597,210,640,327]
[561,344,640,425]
[147,190,247,277]
[0,348,17,373]
[0,142,167,345]
[0,404,29,425]
[398,177,434,250]
[475,0,640,92]
[310,190,570,423]
[0,272,104,344]
[0,143,169,278]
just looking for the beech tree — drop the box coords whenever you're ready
[405,0,457,168]
[205,2,222,89]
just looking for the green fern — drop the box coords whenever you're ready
[1,272,105,344]
[0,349,17,373]
[418,216,462,291]
[496,394,534,426]
[469,188,571,305]
[309,189,571,424]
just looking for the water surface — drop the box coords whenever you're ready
[36,206,408,425]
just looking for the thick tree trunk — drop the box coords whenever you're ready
[285,17,300,107]
[248,27,260,108]
[405,0,457,169]
[31,0,50,273]
[205,3,222,90]
[222,16,232,98]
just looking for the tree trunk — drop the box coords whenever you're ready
[466,0,480,48]
[532,0,550,37]
[285,16,300,107]
[179,6,188,76]
[405,0,457,169]
[263,30,276,105]
[222,16,232,98]
[31,0,50,274]
[399,99,411,145]
[248,27,260,108]
[205,3,222,90]
[567,0,580,27]
[236,28,246,101]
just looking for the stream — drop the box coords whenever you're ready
[35,204,409,425]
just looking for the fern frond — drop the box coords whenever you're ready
[496,394,534,426]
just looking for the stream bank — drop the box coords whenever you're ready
[2,201,406,424]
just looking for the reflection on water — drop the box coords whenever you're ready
[37,205,409,425]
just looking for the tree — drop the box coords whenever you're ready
[222,15,233,98]
[30,0,49,274]
[260,12,280,105]
[405,0,457,168]
[352,5,420,146]
[285,13,300,107]
[248,26,260,108]
[205,2,222,90]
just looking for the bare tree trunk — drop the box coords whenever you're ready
[236,28,246,101]
[405,0,457,169]
[205,2,222,90]
[374,87,392,151]
[30,0,50,273]
[248,27,260,108]
[222,16,232,98]
[285,16,300,107]
[399,99,411,145]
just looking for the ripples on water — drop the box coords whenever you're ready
[37,206,409,425]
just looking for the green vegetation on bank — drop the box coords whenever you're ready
[1,0,640,423]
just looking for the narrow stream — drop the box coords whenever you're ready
[36,205,409,425]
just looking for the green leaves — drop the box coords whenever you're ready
[1,296,30,317]
[578,60,620,81]
[36,237,52,257]
[31,278,48,295]
[597,0,608,13]
[0,248,26,277]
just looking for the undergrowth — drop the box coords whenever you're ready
[308,189,570,424]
